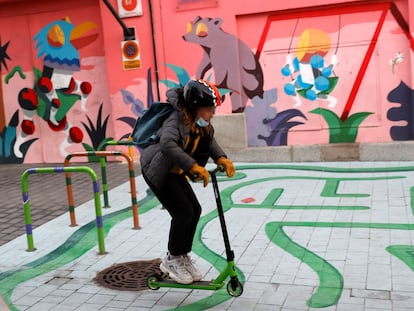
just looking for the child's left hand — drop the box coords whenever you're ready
[216,157,235,177]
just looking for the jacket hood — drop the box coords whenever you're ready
[166,87,184,109]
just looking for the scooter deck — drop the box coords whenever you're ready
[150,276,224,290]
[158,279,219,286]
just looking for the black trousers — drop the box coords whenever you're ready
[143,172,202,256]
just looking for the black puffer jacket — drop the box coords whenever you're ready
[140,88,226,188]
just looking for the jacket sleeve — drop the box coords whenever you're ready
[209,127,227,162]
[159,111,196,172]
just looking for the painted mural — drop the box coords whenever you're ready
[0,6,111,164]
[387,81,414,140]
[0,38,29,163]
[281,28,339,108]
[0,0,413,164]
[156,2,414,148]
[14,18,97,158]
[251,2,414,147]
[183,16,264,113]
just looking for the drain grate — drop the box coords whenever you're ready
[94,258,161,291]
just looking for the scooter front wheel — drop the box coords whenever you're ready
[147,274,161,290]
[226,278,243,297]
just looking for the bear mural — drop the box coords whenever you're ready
[183,16,264,113]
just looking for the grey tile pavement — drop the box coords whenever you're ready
[2,161,414,310]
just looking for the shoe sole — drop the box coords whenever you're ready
[187,270,202,282]
[160,263,193,285]
[191,275,202,282]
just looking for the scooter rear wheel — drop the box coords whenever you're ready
[226,279,243,297]
[147,274,162,290]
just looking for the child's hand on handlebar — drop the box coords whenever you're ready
[216,157,235,177]
[189,163,209,187]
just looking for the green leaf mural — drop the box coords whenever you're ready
[81,103,113,162]
[0,110,37,163]
[310,108,372,143]
[160,63,232,98]
[164,63,191,86]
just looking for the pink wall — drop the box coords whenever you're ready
[154,0,414,146]
[0,0,413,163]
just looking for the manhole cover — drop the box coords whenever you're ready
[94,258,161,291]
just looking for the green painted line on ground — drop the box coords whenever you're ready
[266,222,343,308]
[0,191,159,311]
[235,164,414,174]
[234,204,370,210]
[3,164,414,311]
[410,186,414,217]
[321,179,370,197]
[266,221,414,308]
[219,175,403,210]
[167,171,402,309]
[386,245,414,271]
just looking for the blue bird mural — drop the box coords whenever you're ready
[14,17,98,158]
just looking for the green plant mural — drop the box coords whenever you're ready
[161,63,232,98]
[81,103,113,161]
[310,108,372,143]
[0,110,37,163]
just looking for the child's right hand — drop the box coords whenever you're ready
[189,163,209,187]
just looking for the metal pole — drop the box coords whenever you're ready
[210,172,234,261]
[65,150,140,229]
[21,166,106,254]
[21,170,35,251]
[64,155,78,226]
[101,0,134,39]
[127,153,140,229]
[99,157,110,208]
[148,0,161,101]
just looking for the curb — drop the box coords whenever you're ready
[225,141,414,162]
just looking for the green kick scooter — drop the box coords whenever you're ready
[146,167,244,297]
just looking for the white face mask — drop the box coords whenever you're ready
[196,117,209,127]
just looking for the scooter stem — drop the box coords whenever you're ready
[210,169,234,261]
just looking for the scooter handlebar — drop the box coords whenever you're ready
[209,165,225,175]
[190,165,225,180]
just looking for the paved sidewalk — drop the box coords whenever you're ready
[2,162,414,310]
[0,161,139,246]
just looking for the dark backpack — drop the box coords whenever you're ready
[131,102,174,148]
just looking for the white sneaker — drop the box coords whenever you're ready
[183,254,203,282]
[160,253,193,284]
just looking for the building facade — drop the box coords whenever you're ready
[0,0,413,163]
